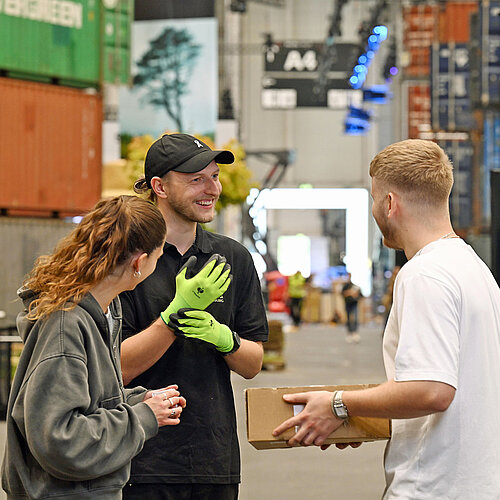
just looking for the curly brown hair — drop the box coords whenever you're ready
[25,195,166,320]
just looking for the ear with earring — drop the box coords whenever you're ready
[134,270,141,278]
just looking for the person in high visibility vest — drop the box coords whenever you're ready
[287,270,307,328]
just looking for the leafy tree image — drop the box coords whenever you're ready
[133,27,201,132]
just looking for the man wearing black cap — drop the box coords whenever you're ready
[119,133,269,500]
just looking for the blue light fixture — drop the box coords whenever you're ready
[363,85,391,103]
[373,25,388,41]
[348,25,389,90]
[344,105,372,135]
[344,117,370,135]
[347,105,372,120]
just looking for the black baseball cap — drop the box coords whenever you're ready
[144,133,235,188]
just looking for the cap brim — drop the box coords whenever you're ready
[173,150,235,174]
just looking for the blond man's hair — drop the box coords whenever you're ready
[369,139,453,205]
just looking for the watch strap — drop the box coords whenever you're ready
[221,330,241,356]
[331,390,349,420]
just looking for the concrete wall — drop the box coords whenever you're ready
[0,218,75,322]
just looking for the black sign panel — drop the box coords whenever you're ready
[262,76,358,108]
[264,42,359,73]
[134,0,214,20]
[262,41,360,109]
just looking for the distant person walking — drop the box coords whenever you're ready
[342,273,362,342]
[288,270,306,328]
[381,265,400,328]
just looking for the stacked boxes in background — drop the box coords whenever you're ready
[263,320,285,370]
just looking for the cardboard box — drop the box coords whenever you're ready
[245,384,391,450]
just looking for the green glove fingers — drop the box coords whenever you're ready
[168,308,234,353]
[160,254,232,325]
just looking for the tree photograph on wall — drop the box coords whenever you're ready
[119,18,217,140]
[133,27,201,132]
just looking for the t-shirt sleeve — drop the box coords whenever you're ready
[233,250,269,343]
[119,290,139,340]
[393,273,460,388]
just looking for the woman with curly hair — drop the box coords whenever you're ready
[2,195,186,499]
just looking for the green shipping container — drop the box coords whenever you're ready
[0,0,132,87]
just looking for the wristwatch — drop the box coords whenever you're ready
[222,330,241,356]
[331,390,349,420]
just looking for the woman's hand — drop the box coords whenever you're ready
[143,385,187,427]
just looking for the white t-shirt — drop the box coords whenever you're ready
[383,238,500,499]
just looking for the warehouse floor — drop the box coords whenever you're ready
[235,316,388,500]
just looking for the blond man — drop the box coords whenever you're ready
[273,139,500,499]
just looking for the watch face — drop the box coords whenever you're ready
[334,395,348,419]
[223,332,241,356]
[233,331,241,348]
[338,408,348,418]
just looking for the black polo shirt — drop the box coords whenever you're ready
[119,225,268,485]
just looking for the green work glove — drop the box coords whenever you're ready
[168,308,236,353]
[160,254,232,325]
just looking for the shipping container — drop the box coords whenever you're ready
[438,140,474,230]
[431,43,476,131]
[102,1,134,85]
[0,217,75,320]
[482,110,500,224]
[0,0,133,87]
[0,78,102,216]
[469,11,482,106]
[406,83,432,139]
[469,0,500,107]
[438,2,478,43]
[402,3,439,77]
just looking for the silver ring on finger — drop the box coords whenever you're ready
[170,409,176,418]
[167,398,174,407]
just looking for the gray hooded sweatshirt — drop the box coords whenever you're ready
[1,289,158,499]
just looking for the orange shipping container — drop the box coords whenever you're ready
[403,47,432,77]
[402,4,439,77]
[438,2,478,43]
[0,78,102,217]
[407,83,431,140]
